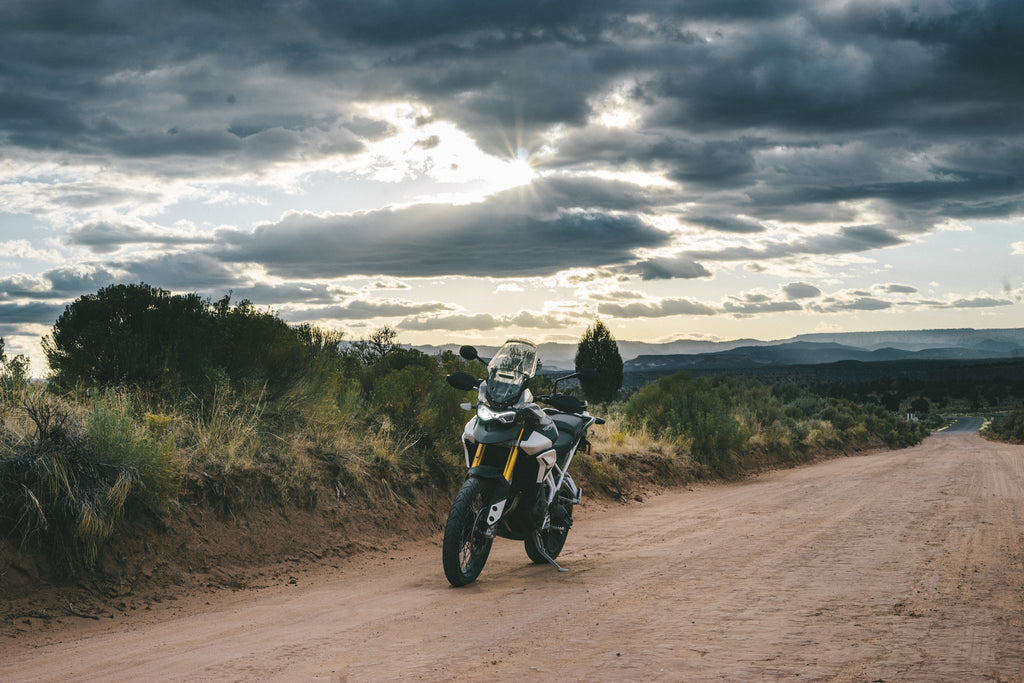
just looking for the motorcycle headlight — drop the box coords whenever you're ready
[477,403,516,424]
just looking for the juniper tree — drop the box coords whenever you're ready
[574,319,623,403]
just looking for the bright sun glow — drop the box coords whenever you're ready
[335,103,537,202]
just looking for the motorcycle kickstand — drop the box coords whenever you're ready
[533,530,569,572]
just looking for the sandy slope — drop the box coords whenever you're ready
[3,427,1023,682]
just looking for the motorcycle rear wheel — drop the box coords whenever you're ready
[442,477,495,587]
[525,500,572,564]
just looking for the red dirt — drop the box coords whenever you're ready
[3,430,1024,681]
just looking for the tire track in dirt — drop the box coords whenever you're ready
[3,431,1023,681]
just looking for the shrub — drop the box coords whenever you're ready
[623,373,744,476]
[86,391,183,511]
[985,409,1024,444]
[622,373,929,476]
[0,341,30,397]
[42,284,349,403]
[0,389,143,571]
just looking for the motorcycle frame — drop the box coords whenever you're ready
[546,414,597,507]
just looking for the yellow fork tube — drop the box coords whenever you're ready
[501,428,526,481]
[471,428,526,481]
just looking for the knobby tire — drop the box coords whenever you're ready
[442,477,494,587]
[525,500,572,564]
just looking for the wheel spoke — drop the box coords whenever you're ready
[442,478,494,586]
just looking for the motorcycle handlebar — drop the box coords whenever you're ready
[445,371,482,391]
[537,393,588,414]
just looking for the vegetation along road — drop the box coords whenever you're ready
[3,427,1023,681]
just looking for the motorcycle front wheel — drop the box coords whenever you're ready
[442,477,495,587]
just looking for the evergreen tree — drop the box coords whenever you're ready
[574,319,623,403]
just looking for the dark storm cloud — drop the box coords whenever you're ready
[342,117,396,141]
[0,324,29,338]
[216,181,673,278]
[68,222,216,254]
[0,266,120,301]
[223,283,355,306]
[0,91,87,150]
[880,283,918,294]
[114,252,245,290]
[624,258,712,281]
[721,290,805,315]
[938,296,1013,309]
[655,138,762,188]
[45,266,122,295]
[536,176,685,213]
[823,297,893,312]
[0,302,65,325]
[723,300,803,315]
[795,172,1020,207]
[783,282,822,300]
[2,0,1023,313]
[683,225,907,263]
[810,290,1016,313]
[686,215,765,235]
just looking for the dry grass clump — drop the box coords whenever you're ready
[579,413,700,496]
[0,385,152,572]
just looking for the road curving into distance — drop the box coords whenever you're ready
[939,416,985,433]
[3,426,1023,681]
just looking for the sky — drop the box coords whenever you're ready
[1,0,1023,373]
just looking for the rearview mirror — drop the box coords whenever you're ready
[459,345,479,361]
[577,368,600,381]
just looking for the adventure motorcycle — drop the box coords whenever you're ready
[442,338,604,587]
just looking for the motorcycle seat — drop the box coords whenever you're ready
[551,413,588,463]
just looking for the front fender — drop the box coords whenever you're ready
[465,470,511,526]
[468,465,504,479]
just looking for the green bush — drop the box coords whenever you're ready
[0,339,30,398]
[86,390,183,511]
[986,409,1024,443]
[623,373,745,476]
[622,372,929,476]
[42,284,349,403]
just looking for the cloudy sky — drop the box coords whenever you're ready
[2,0,1023,372]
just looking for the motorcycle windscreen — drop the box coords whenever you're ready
[485,339,538,407]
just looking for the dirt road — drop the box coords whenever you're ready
[4,427,1024,681]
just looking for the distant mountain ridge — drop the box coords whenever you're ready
[624,342,1024,373]
[779,328,1024,352]
[414,328,1024,371]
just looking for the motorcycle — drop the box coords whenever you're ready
[441,338,604,587]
